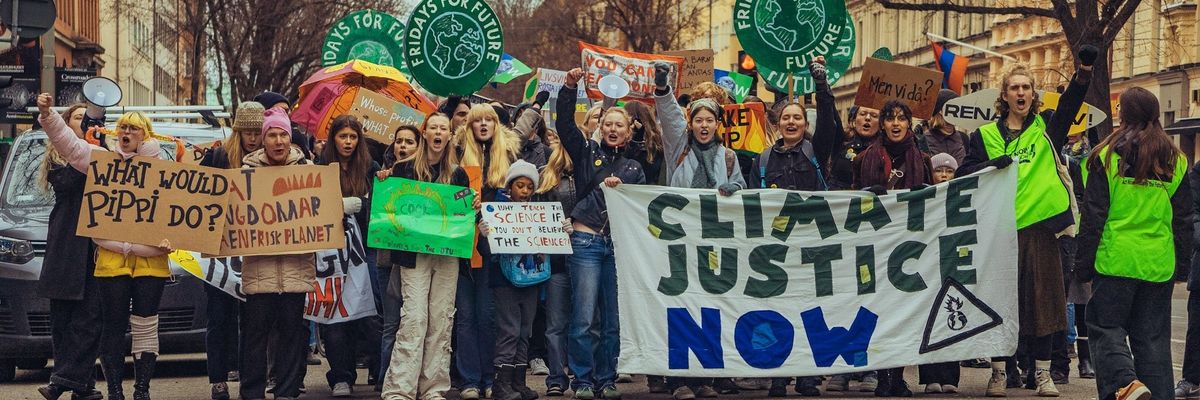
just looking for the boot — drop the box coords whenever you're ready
[1077,339,1095,379]
[132,352,156,400]
[513,364,539,400]
[492,365,522,400]
[37,383,69,400]
[100,355,126,400]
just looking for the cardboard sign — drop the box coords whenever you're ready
[348,88,427,143]
[664,49,715,96]
[941,88,1108,134]
[721,103,770,155]
[78,151,230,254]
[220,163,346,256]
[523,68,592,127]
[481,202,572,254]
[367,177,477,258]
[732,0,849,73]
[854,58,943,119]
[579,41,685,101]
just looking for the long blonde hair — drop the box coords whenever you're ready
[413,113,458,184]
[537,131,573,194]
[38,104,88,192]
[451,104,521,189]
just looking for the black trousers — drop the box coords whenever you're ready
[529,297,548,360]
[918,363,960,385]
[240,293,307,399]
[97,276,166,358]
[48,274,103,392]
[1087,275,1174,400]
[205,285,240,383]
[320,316,381,388]
[1184,288,1200,384]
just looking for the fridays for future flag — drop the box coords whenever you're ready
[493,53,533,84]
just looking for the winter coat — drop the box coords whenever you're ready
[38,163,94,300]
[914,122,969,163]
[239,146,318,295]
[514,107,551,168]
[829,135,872,190]
[654,87,746,190]
[750,76,839,190]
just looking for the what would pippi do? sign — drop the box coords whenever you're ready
[733,0,849,73]
[602,167,1021,376]
[403,0,504,97]
[322,9,410,74]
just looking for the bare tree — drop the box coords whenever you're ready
[877,0,1142,136]
[478,0,606,103]
[598,0,705,53]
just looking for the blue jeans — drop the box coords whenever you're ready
[567,232,619,390]
[1066,303,1077,344]
[455,266,496,390]
[379,264,401,385]
[544,271,572,388]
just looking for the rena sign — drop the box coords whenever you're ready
[942,88,1108,134]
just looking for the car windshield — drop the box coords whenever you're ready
[3,136,54,208]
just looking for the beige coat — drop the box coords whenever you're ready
[240,146,317,295]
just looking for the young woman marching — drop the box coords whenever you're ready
[559,68,647,400]
[450,104,523,399]
[829,106,880,190]
[533,130,577,397]
[1077,87,1193,400]
[198,101,265,400]
[380,113,474,400]
[35,100,105,400]
[377,124,422,391]
[957,45,1098,398]
[315,115,383,397]
[622,101,666,185]
[37,93,172,400]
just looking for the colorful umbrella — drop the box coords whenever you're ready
[293,60,437,140]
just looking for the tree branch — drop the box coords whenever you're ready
[877,0,1057,19]
[1103,0,1143,44]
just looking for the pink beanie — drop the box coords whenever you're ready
[262,108,292,135]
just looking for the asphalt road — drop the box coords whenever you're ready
[1,284,1193,400]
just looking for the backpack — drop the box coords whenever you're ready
[759,140,828,190]
[500,254,551,287]
[675,145,738,178]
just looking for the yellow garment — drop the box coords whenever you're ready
[94,247,170,278]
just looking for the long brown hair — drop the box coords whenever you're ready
[1087,87,1182,184]
[414,113,458,184]
[537,131,574,194]
[323,115,374,197]
[39,104,88,192]
[623,101,663,164]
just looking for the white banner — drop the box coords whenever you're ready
[171,217,378,324]
[481,202,573,254]
[602,167,1019,377]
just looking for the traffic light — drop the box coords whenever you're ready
[737,51,758,96]
[0,75,12,109]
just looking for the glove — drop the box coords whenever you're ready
[653,62,672,89]
[809,60,828,85]
[534,91,550,108]
[718,183,740,196]
[1078,44,1100,67]
[862,185,888,196]
[677,94,692,107]
[342,197,363,215]
[988,155,1014,170]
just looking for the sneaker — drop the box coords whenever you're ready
[1176,380,1200,400]
[299,382,307,394]
[733,378,772,390]
[694,385,719,398]
[211,382,230,400]
[461,387,482,400]
[943,384,958,394]
[987,370,1008,397]
[331,382,352,397]
[715,378,740,395]
[485,387,493,399]
[672,386,696,400]
[826,375,848,392]
[1117,380,1151,400]
[860,374,879,392]
[616,374,633,383]
[573,386,595,400]
[265,378,276,394]
[226,371,239,382]
[531,359,550,376]
[962,358,991,368]
[925,383,942,393]
[648,376,668,394]
[1034,369,1060,397]
[601,385,622,399]
[547,385,565,397]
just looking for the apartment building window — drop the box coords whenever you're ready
[154,65,177,101]
[131,81,151,106]
[131,19,152,56]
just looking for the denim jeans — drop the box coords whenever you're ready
[455,266,496,390]
[1066,304,1077,344]
[379,265,401,385]
[566,232,619,390]
[205,285,240,383]
[1087,275,1174,400]
[544,272,572,388]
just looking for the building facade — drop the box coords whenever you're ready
[97,0,202,106]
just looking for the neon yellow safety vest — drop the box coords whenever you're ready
[1083,148,1188,282]
[978,116,1072,229]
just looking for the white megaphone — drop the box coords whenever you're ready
[82,77,122,120]
[598,74,630,109]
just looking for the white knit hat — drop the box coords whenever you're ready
[505,160,540,188]
[931,153,959,171]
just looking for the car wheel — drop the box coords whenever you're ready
[0,359,15,382]
[15,358,47,370]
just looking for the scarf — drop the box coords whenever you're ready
[858,131,928,189]
[688,139,720,189]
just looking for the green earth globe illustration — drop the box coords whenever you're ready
[424,12,486,79]
[756,0,827,52]
[348,40,395,66]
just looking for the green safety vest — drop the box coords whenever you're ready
[979,116,1072,229]
[1083,148,1187,282]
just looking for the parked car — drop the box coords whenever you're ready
[0,117,229,382]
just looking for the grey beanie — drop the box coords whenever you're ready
[505,160,540,188]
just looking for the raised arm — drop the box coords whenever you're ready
[556,69,589,166]
[1046,45,1097,150]
[37,93,95,173]
[653,63,688,177]
[809,57,838,169]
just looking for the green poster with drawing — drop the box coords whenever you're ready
[368,177,476,258]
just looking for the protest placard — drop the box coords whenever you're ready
[77,151,230,254]
[480,202,572,254]
[664,49,715,96]
[855,58,943,119]
[367,177,476,258]
[523,68,592,127]
[721,103,769,155]
[579,41,684,101]
[466,166,485,267]
[714,69,754,103]
[220,163,346,256]
[170,250,246,301]
[603,167,1019,376]
[941,88,1108,134]
[348,88,427,143]
[403,0,504,97]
